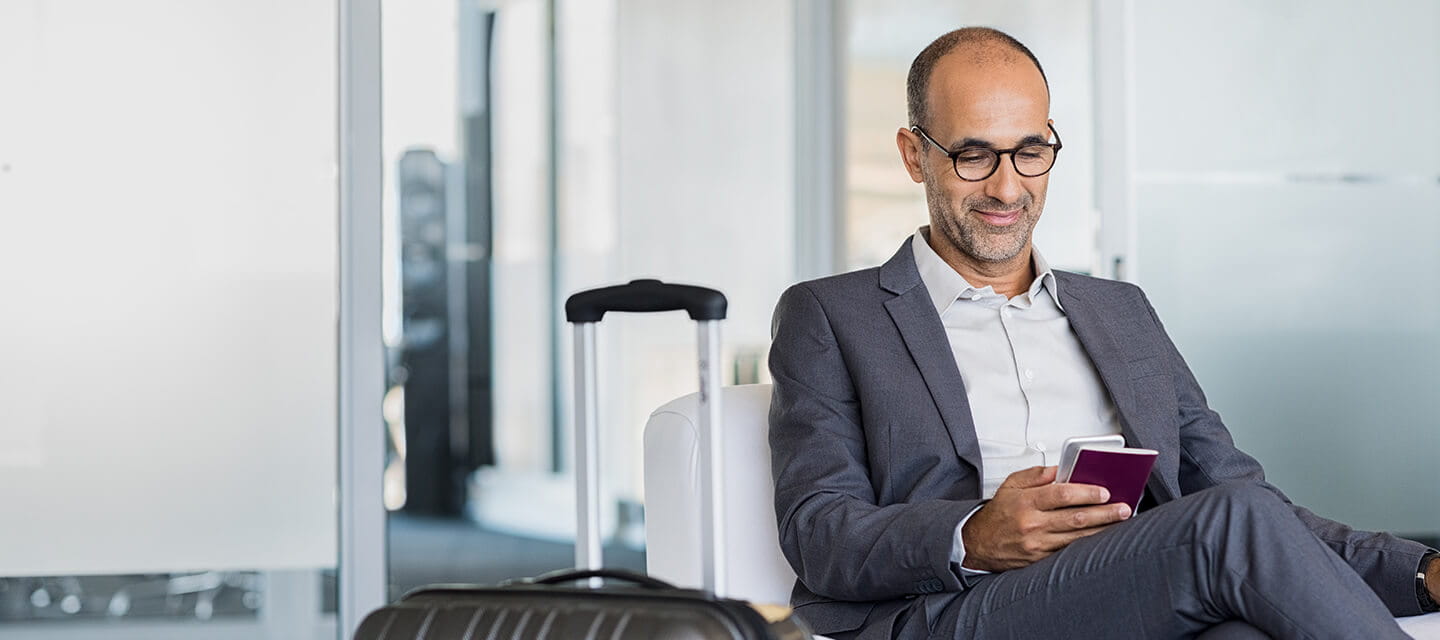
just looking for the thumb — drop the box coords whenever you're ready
[1001,465,1057,489]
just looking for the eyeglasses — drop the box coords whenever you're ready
[910,123,1063,182]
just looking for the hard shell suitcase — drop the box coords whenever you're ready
[353,568,809,640]
[354,279,812,640]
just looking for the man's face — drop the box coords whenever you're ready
[900,52,1053,265]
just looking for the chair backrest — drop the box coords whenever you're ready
[642,383,795,605]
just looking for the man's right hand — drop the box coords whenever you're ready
[961,465,1132,572]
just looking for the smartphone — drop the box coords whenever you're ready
[1056,434,1126,483]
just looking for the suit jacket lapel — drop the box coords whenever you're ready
[1057,275,1179,502]
[1057,282,1138,424]
[879,239,985,475]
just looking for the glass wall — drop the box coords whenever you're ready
[0,1,339,638]
[1131,0,1440,541]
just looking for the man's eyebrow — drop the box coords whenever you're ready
[951,133,1050,149]
[954,137,994,149]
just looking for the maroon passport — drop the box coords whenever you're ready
[1066,448,1158,512]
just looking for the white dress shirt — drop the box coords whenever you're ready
[909,227,1122,573]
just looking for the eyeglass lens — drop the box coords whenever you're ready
[954,146,1056,180]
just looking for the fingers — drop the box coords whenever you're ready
[1057,520,1123,546]
[1044,502,1132,532]
[1031,482,1112,510]
[1032,523,1119,555]
[1000,465,1058,490]
[1006,523,1115,562]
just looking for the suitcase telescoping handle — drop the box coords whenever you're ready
[564,279,727,323]
[564,279,728,597]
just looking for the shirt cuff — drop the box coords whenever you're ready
[950,502,992,576]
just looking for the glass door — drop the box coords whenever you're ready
[0,1,341,638]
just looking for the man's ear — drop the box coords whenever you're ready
[896,127,926,184]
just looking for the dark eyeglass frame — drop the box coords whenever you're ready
[910,123,1063,182]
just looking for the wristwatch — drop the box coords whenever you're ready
[1420,551,1439,613]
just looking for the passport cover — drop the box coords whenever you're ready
[1066,448,1158,511]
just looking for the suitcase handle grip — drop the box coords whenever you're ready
[565,279,727,323]
[524,568,676,590]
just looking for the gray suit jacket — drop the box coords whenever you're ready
[768,237,1431,637]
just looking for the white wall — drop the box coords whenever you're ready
[0,0,337,575]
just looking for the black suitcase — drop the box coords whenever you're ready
[353,569,809,639]
[354,280,812,640]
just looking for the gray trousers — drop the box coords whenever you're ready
[882,482,1410,639]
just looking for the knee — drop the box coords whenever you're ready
[1200,482,1284,514]
[1189,482,1296,545]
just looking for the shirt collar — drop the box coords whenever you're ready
[910,226,1063,315]
[1030,245,1063,311]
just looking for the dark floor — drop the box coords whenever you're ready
[387,513,646,600]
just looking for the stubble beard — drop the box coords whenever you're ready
[924,170,1042,265]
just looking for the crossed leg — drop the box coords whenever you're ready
[898,482,1408,639]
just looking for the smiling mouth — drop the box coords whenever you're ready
[974,208,1023,226]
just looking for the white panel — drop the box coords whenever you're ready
[0,0,337,575]
[1134,0,1440,174]
[1137,182,1440,534]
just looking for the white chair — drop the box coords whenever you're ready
[642,383,1440,638]
[643,383,796,606]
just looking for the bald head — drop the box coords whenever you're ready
[895,26,1057,282]
[906,27,1049,128]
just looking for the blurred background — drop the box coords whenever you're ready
[1,1,1437,638]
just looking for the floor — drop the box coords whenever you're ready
[386,512,646,599]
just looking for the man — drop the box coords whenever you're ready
[768,27,1438,639]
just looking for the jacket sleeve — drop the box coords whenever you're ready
[768,283,981,601]
[1138,289,1435,617]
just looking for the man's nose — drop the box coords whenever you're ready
[983,155,1024,205]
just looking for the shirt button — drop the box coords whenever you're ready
[1024,369,1035,380]
[1002,308,1013,318]
[970,294,983,301]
